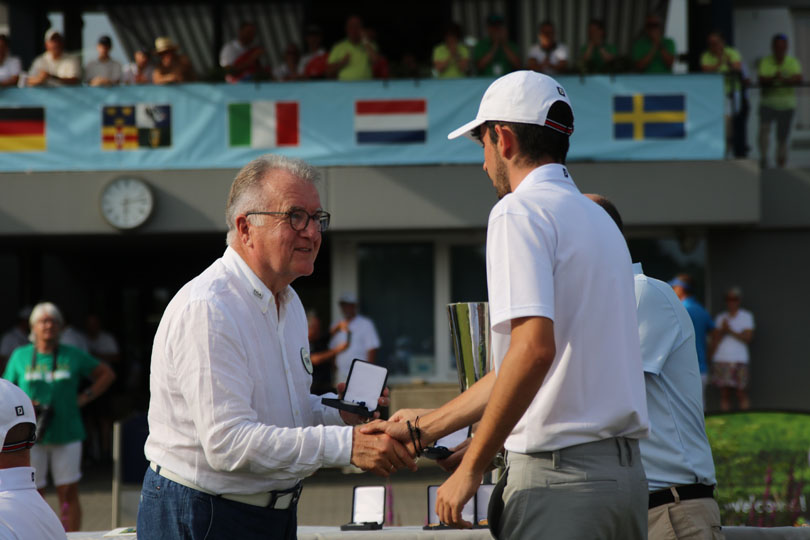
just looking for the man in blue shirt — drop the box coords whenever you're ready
[670,274,715,395]
[588,195,722,539]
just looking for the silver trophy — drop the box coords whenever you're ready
[447,302,491,392]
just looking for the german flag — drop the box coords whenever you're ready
[0,107,46,152]
[102,106,138,151]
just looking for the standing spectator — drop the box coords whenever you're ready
[0,35,21,87]
[152,37,195,85]
[632,14,675,73]
[701,31,743,157]
[307,311,348,395]
[27,29,81,87]
[0,379,67,540]
[0,307,30,374]
[327,15,378,81]
[527,21,568,75]
[122,47,154,85]
[758,33,803,168]
[711,287,754,411]
[328,292,380,386]
[578,19,616,73]
[298,24,328,79]
[433,22,469,79]
[273,43,301,81]
[670,274,715,398]
[473,14,520,77]
[2,302,115,532]
[84,35,122,86]
[220,22,264,83]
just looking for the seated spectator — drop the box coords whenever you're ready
[527,20,568,74]
[0,35,21,87]
[273,43,301,81]
[152,37,195,84]
[432,22,469,79]
[632,14,675,73]
[473,13,520,77]
[122,47,154,84]
[327,15,378,81]
[219,21,264,83]
[298,24,328,79]
[84,35,122,86]
[701,31,743,157]
[0,379,67,539]
[758,33,803,168]
[578,19,616,73]
[27,29,81,87]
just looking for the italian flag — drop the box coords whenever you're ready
[228,101,299,147]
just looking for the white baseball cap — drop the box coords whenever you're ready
[0,379,36,453]
[447,70,574,143]
[338,291,358,304]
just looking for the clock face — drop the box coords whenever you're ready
[100,177,154,230]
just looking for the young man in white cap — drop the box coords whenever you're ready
[27,29,81,87]
[0,379,66,539]
[364,70,649,538]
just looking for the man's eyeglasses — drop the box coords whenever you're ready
[245,209,331,232]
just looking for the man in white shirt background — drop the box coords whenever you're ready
[328,292,380,385]
[27,29,80,87]
[0,379,67,540]
[711,287,755,411]
[0,35,21,87]
[588,194,724,540]
[84,35,122,86]
[137,155,414,540]
[527,21,569,75]
[364,71,649,539]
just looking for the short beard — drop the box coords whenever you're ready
[493,152,511,199]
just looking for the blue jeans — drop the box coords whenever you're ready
[137,467,297,539]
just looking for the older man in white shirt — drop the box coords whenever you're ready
[137,155,415,539]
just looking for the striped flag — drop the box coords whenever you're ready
[355,99,427,144]
[228,101,299,148]
[101,106,138,150]
[613,94,686,140]
[0,107,45,152]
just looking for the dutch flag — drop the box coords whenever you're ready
[354,99,427,144]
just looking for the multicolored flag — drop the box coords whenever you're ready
[0,107,45,152]
[101,106,138,150]
[613,94,686,140]
[354,99,427,144]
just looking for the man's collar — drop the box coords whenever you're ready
[514,163,575,194]
[0,467,36,491]
[222,247,290,314]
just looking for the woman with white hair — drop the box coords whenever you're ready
[1,302,115,532]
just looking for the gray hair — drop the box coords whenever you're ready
[225,154,320,246]
[28,302,64,341]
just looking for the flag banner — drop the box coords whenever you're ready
[355,99,427,144]
[0,107,45,152]
[136,104,172,148]
[101,106,137,150]
[228,101,299,148]
[0,75,723,172]
[613,94,686,140]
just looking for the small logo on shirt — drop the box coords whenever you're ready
[300,347,313,375]
[557,86,565,96]
[15,406,24,416]
[562,167,569,177]
[253,289,263,299]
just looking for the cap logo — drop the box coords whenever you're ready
[557,87,565,96]
[15,406,24,416]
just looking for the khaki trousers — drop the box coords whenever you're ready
[489,437,648,540]
[648,497,724,540]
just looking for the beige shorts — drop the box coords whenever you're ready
[31,440,83,488]
[648,496,724,539]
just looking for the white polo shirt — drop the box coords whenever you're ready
[0,467,66,539]
[487,163,649,453]
[634,264,717,491]
[144,247,352,494]
[329,315,381,384]
[713,309,754,364]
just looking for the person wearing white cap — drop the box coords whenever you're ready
[363,70,649,538]
[328,292,380,385]
[27,29,81,87]
[0,379,67,539]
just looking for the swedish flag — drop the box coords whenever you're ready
[613,94,686,140]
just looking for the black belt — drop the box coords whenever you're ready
[649,484,715,509]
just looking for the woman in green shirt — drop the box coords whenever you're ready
[2,302,115,532]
